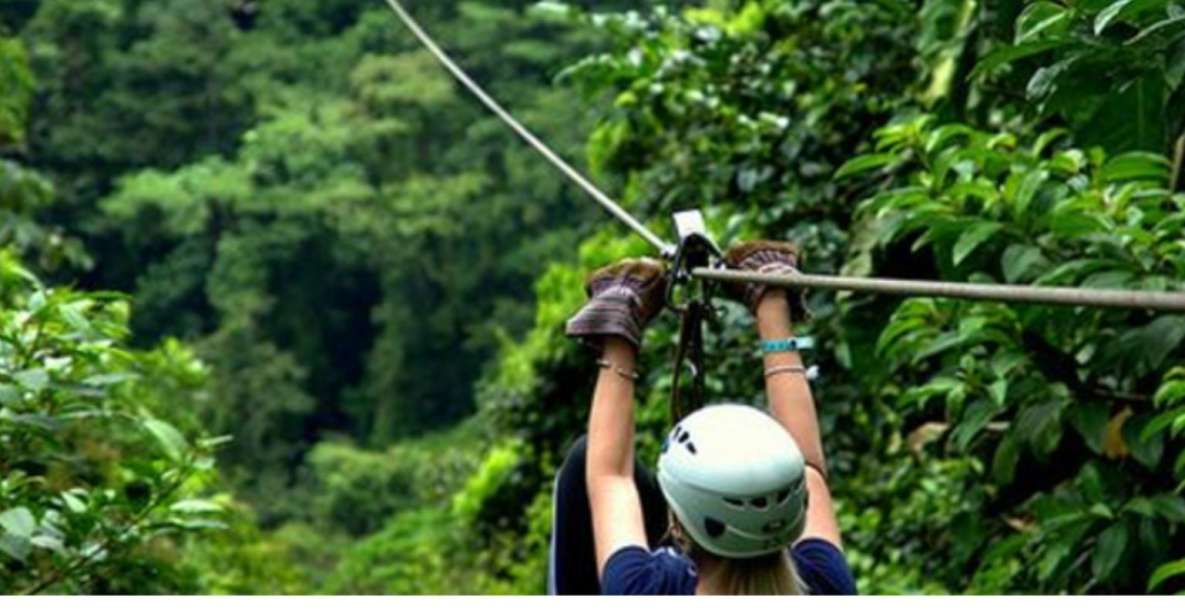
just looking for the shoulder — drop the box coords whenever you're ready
[602,546,697,595]
[791,538,858,595]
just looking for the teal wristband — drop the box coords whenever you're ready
[761,337,814,354]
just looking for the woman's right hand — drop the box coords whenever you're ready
[723,240,806,320]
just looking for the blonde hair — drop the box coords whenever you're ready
[668,515,806,595]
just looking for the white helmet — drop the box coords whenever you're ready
[657,404,807,558]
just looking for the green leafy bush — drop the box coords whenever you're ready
[836,114,1185,592]
[0,251,227,593]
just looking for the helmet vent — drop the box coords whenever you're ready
[776,489,791,504]
[704,516,725,538]
[723,497,744,508]
[677,431,690,444]
[750,496,768,510]
[685,441,697,454]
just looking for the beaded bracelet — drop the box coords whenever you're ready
[760,336,814,355]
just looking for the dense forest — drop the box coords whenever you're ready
[2,0,1185,595]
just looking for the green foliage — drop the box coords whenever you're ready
[0,251,226,593]
[306,420,484,536]
[836,108,1185,594]
[171,502,313,595]
[460,0,1185,596]
[8,0,1185,597]
[969,0,1185,154]
[0,36,33,146]
[0,37,88,272]
[321,433,549,595]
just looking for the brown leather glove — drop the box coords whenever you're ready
[565,258,667,349]
[722,240,806,317]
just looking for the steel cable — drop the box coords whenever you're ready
[380,0,1185,313]
[692,268,1185,312]
[380,0,674,256]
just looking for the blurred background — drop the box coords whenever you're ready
[2,0,1184,595]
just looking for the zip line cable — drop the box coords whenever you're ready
[692,268,1185,312]
[380,0,1185,314]
[379,0,674,256]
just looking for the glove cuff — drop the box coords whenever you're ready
[565,294,644,349]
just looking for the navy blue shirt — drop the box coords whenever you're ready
[602,538,856,595]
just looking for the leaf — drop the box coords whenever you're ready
[1141,409,1183,441]
[60,491,86,514]
[1001,244,1049,283]
[1124,414,1165,468]
[1095,0,1135,35]
[0,534,30,562]
[971,40,1074,78]
[30,535,64,553]
[162,518,229,531]
[993,433,1022,484]
[143,418,189,462]
[1099,152,1172,184]
[0,507,35,538]
[1013,169,1049,216]
[1126,15,1185,47]
[1104,409,1133,459]
[0,384,20,405]
[1150,494,1185,523]
[1079,74,1168,154]
[952,222,1004,265]
[82,372,139,387]
[952,400,1002,450]
[527,1,575,20]
[925,124,974,154]
[1026,58,1074,101]
[1017,2,1071,43]
[170,499,224,514]
[989,379,1009,408]
[1122,316,1185,373]
[1155,380,1185,408]
[1051,210,1111,237]
[13,368,48,392]
[198,434,234,449]
[0,411,60,432]
[1149,558,1185,591]
[1069,403,1111,454]
[1033,128,1070,156]
[1017,399,1066,455]
[1092,523,1129,582]
[1078,463,1107,504]
[835,153,898,179]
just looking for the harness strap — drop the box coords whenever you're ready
[670,299,708,424]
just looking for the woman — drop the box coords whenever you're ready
[548,241,855,595]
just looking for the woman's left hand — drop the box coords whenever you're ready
[565,258,667,350]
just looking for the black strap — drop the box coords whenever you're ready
[670,299,707,424]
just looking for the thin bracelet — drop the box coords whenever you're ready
[597,358,639,381]
[763,364,820,380]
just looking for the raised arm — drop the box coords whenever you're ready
[586,338,646,577]
[564,258,667,579]
[756,290,841,547]
[724,241,842,548]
